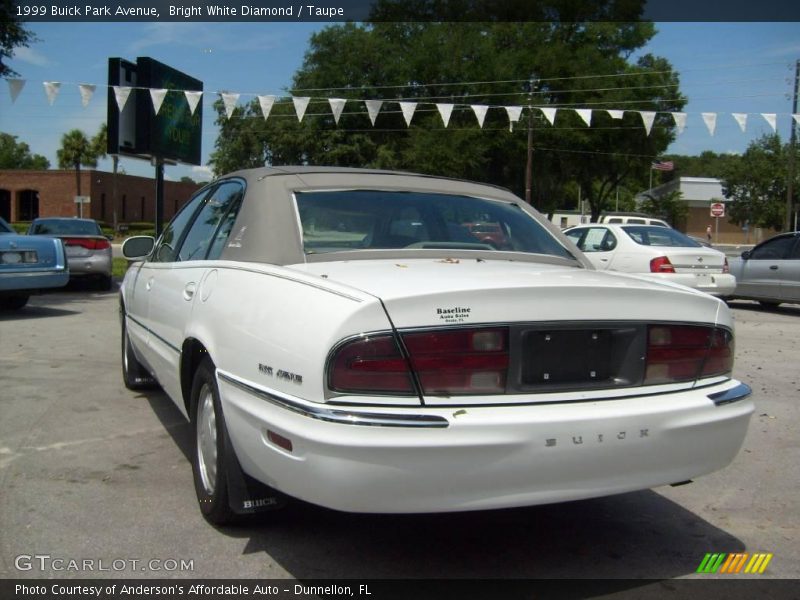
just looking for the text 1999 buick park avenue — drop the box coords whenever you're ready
[120,167,753,524]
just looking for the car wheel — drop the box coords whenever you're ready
[758,301,781,309]
[190,357,237,525]
[121,316,156,389]
[0,295,29,310]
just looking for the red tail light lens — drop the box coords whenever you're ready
[402,328,509,394]
[723,258,730,274]
[329,334,415,394]
[64,237,111,250]
[650,256,675,273]
[645,325,733,385]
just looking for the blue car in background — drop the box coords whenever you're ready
[0,217,69,310]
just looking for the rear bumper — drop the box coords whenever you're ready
[66,252,112,277]
[217,372,753,513]
[0,269,69,292]
[647,273,737,297]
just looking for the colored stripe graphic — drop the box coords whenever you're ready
[697,553,726,573]
[745,553,773,574]
[697,552,773,574]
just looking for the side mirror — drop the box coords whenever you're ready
[122,236,155,259]
[741,250,751,260]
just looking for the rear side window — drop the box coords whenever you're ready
[177,181,244,261]
[295,190,575,260]
[151,189,209,263]
[751,235,796,260]
[622,226,700,247]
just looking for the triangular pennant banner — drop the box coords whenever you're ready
[114,86,132,111]
[150,89,168,115]
[761,113,777,132]
[575,109,592,127]
[794,114,800,126]
[436,103,454,127]
[221,92,240,119]
[639,111,656,136]
[671,112,687,135]
[471,104,488,128]
[505,106,523,123]
[185,91,202,115]
[328,98,347,124]
[293,96,310,122]
[607,110,624,120]
[702,112,717,136]
[399,101,417,127]
[78,84,96,108]
[365,100,382,125]
[8,79,25,103]
[43,82,61,105]
[257,95,275,120]
[732,113,748,132]
[539,107,557,125]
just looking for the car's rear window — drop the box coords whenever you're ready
[30,220,102,236]
[622,226,701,247]
[295,190,574,260]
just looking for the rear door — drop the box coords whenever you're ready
[736,235,796,300]
[779,237,800,301]
[564,227,618,270]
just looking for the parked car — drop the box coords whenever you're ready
[564,224,736,297]
[120,167,752,525]
[0,217,69,310]
[599,214,670,227]
[27,218,113,290]
[726,231,800,308]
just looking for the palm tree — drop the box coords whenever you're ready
[57,129,100,217]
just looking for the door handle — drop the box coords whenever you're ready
[145,277,154,291]
[183,282,196,301]
[769,265,779,270]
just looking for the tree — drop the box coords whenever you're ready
[638,189,688,228]
[1,0,37,79]
[210,8,684,221]
[721,134,798,232]
[0,132,50,168]
[56,128,103,216]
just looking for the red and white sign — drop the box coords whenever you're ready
[710,202,725,218]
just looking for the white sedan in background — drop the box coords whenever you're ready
[564,224,736,297]
[120,167,751,525]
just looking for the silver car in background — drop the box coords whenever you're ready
[27,218,113,290]
[727,232,800,308]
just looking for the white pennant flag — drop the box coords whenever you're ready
[702,113,717,136]
[78,84,96,107]
[365,100,382,125]
[761,113,777,132]
[471,104,488,128]
[328,98,347,124]
[575,109,592,127]
[505,106,523,132]
[221,93,240,119]
[794,114,800,126]
[539,107,557,125]
[257,95,275,120]
[43,82,61,105]
[293,96,310,122]
[671,112,687,135]
[436,103,454,127]
[399,101,417,127]
[114,86,132,111]
[185,91,202,115]
[639,111,656,136]
[607,109,624,120]
[150,89,168,115]
[731,113,747,132]
[8,79,25,103]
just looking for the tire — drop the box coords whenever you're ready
[190,357,237,525]
[0,295,29,310]
[121,316,156,390]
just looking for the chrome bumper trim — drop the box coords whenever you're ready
[708,383,752,406]
[217,372,449,428]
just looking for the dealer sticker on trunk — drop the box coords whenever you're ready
[436,306,472,323]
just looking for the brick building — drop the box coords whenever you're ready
[0,169,203,225]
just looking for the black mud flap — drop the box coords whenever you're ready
[223,434,288,515]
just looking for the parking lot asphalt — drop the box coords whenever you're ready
[0,285,798,581]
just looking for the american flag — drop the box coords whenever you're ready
[651,160,674,171]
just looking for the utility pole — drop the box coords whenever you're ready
[525,76,536,207]
[786,59,799,232]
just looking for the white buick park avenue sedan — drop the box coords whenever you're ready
[120,167,753,525]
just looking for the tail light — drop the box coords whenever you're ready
[64,237,111,250]
[645,325,733,385]
[650,256,675,273]
[723,258,730,274]
[328,327,509,396]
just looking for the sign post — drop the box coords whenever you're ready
[74,195,91,219]
[710,202,725,244]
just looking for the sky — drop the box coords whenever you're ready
[1,21,799,183]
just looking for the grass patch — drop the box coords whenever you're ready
[112,257,130,278]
